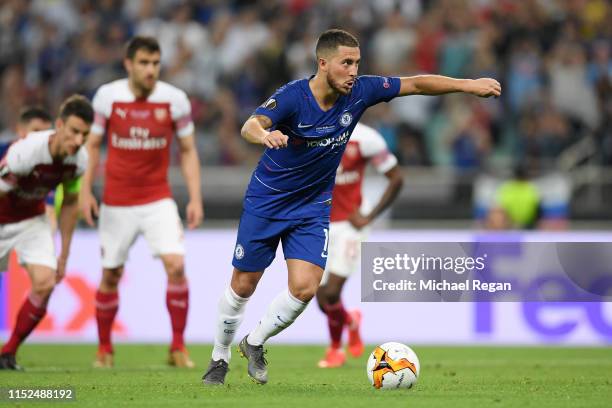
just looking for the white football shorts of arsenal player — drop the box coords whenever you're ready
[321,221,368,283]
[98,198,184,268]
[91,79,193,268]
[321,123,398,283]
[0,216,55,272]
[0,130,87,271]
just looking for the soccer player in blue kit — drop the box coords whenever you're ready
[202,29,501,385]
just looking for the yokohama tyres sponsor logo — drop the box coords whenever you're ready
[111,134,167,150]
[305,130,350,149]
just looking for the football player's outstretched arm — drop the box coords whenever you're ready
[80,133,102,226]
[57,189,79,283]
[241,115,288,149]
[399,75,501,97]
[178,134,203,229]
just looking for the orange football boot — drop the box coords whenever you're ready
[168,347,195,368]
[93,350,114,368]
[318,347,346,368]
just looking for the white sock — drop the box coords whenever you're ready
[212,287,249,362]
[247,289,308,346]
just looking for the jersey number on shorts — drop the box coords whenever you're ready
[321,228,329,258]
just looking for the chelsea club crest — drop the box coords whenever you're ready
[234,244,245,260]
[339,112,352,127]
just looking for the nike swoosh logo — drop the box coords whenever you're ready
[298,123,313,128]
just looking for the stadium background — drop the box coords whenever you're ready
[0,0,611,346]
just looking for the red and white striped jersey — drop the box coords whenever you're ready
[0,130,87,224]
[330,123,398,222]
[91,79,194,206]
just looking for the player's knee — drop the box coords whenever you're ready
[316,284,332,305]
[31,273,56,298]
[316,286,329,311]
[291,282,319,303]
[165,258,185,282]
[321,289,340,306]
[231,271,260,298]
[102,267,123,288]
[326,291,340,305]
[326,282,343,304]
[316,283,326,299]
[232,279,257,298]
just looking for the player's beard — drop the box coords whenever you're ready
[66,145,80,156]
[326,72,352,96]
[135,75,157,96]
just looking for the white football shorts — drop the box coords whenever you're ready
[99,198,184,268]
[320,221,368,285]
[0,215,57,272]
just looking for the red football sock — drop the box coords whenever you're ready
[344,307,353,326]
[1,293,48,355]
[324,301,348,349]
[166,281,189,351]
[95,291,118,354]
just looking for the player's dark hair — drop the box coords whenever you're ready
[125,36,161,59]
[59,94,94,124]
[18,106,52,125]
[316,29,359,58]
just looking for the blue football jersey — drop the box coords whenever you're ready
[243,75,401,219]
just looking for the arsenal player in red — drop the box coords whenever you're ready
[0,95,93,370]
[316,122,403,368]
[14,107,57,231]
[80,37,203,368]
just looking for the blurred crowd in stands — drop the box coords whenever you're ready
[0,0,610,173]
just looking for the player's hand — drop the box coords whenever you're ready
[348,211,371,230]
[466,78,501,98]
[56,255,68,283]
[262,130,289,149]
[186,199,203,229]
[80,191,99,227]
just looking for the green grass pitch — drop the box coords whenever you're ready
[1,344,611,407]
